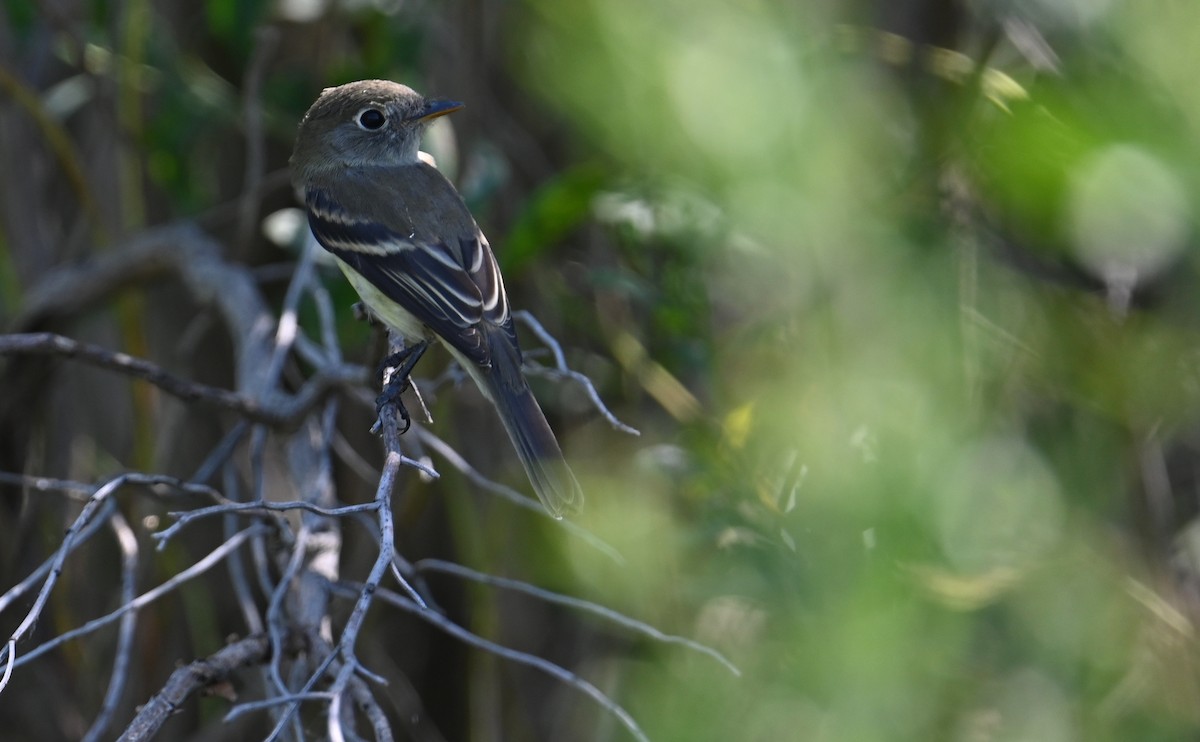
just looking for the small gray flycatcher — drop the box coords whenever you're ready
[291,80,582,517]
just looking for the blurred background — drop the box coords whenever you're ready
[5,0,1200,739]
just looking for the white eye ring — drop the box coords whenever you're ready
[355,107,387,131]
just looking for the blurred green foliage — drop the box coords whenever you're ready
[513,0,1200,740]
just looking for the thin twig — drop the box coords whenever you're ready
[0,498,117,615]
[0,332,360,426]
[415,559,740,676]
[190,420,250,485]
[331,582,651,742]
[0,472,136,691]
[11,526,268,670]
[81,511,141,742]
[0,471,94,498]
[228,691,335,717]
[153,499,379,550]
[513,310,640,436]
[265,526,309,742]
[222,464,266,636]
[260,333,412,741]
[415,427,626,565]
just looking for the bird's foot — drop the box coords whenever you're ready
[374,340,430,435]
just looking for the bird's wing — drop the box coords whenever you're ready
[304,177,513,367]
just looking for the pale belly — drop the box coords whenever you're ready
[335,258,493,399]
[336,258,428,341]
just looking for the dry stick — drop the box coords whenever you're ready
[294,402,394,741]
[218,466,274,731]
[266,526,311,729]
[228,632,391,741]
[241,424,299,738]
[324,371,408,742]
[513,309,640,436]
[152,499,379,550]
[8,220,380,730]
[301,277,393,734]
[11,223,365,422]
[237,235,326,742]
[414,559,741,677]
[222,464,266,636]
[332,428,385,484]
[0,472,141,692]
[81,512,140,742]
[0,497,114,614]
[415,426,626,565]
[309,263,343,362]
[0,471,94,498]
[244,428,281,602]
[11,526,267,670]
[117,633,272,742]
[249,363,411,742]
[225,691,335,719]
[330,582,651,742]
[0,332,362,426]
[191,420,251,484]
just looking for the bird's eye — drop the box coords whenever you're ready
[356,108,387,131]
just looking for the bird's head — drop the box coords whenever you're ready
[291,79,462,182]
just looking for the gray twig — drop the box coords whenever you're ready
[81,511,140,742]
[415,558,740,677]
[415,426,626,565]
[0,498,115,615]
[514,309,640,436]
[0,472,138,692]
[331,581,651,742]
[153,499,378,550]
[117,633,272,742]
[10,526,267,671]
[0,332,362,427]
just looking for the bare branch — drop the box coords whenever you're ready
[415,426,626,564]
[81,512,140,742]
[331,581,651,742]
[0,472,136,691]
[222,464,267,636]
[257,333,415,742]
[0,497,116,614]
[3,332,245,421]
[2,200,661,741]
[117,634,272,742]
[190,420,251,484]
[11,526,268,671]
[152,499,379,551]
[0,332,363,426]
[414,559,740,677]
[514,309,641,436]
[0,471,94,498]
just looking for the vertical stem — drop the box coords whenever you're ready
[115,0,154,469]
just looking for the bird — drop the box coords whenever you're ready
[291,80,582,518]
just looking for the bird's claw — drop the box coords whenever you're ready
[376,382,413,434]
[374,340,430,436]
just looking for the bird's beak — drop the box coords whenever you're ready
[413,99,464,122]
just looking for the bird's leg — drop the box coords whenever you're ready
[375,340,430,434]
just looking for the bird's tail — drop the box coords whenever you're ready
[478,332,583,518]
